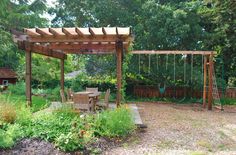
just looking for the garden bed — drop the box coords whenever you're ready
[0,94,136,154]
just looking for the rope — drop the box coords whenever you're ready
[174,54,176,83]
[166,54,168,70]
[184,55,186,83]
[156,54,158,71]
[138,54,141,74]
[191,53,194,99]
[148,54,151,74]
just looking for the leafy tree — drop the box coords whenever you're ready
[0,0,47,69]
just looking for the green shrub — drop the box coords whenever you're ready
[7,82,25,96]
[95,106,136,137]
[55,132,83,152]
[0,124,23,148]
[23,107,93,152]
[15,106,32,125]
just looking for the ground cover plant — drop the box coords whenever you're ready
[0,94,136,153]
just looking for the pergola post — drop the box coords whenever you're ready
[203,55,207,108]
[60,59,65,91]
[208,53,214,110]
[116,41,123,107]
[25,49,32,106]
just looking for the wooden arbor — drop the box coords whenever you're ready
[131,50,215,110]
[13,27,133,107]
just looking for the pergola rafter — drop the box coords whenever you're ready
[12,27,133,107]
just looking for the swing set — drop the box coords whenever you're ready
[131,50,222,110]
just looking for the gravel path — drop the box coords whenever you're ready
[105,102,236,155]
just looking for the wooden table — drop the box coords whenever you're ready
[74,91,101,111]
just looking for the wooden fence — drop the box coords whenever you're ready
[133,85,236,99]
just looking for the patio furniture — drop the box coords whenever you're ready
[97,89,110,109]
[73,93,93,112]
[66,88,73,101]
[86,87,98,92]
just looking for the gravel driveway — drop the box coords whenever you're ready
[105,102,236,155]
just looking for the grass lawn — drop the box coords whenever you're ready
[0,93,49,112]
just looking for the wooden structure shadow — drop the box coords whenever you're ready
[12,27,133,107]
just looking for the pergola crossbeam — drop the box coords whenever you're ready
[132,50,215,55]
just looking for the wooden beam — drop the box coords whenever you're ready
[89,27,95,36]
[63,50,115,54]
[203,55,207,108]
[75,27,84,36]
[24,28,40,36]
[60,59,64,92]
[62,28,74,36]
[102,27,107,35]
[27,35,132,43]
[132,50,216,55]
[48,43,116,50]
[116,41,123,107]
[25,49,32,106]
[36,28,53,36]
[208,54,214,110]
[49,28,63,36]
[31,44,66,59]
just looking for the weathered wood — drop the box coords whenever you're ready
[31,44,66,59]
[132,50,215,55]
[48,43,116,50]
[25,49,32,106]
[27,35,132,43]
[60,59,64,91]
[36,28,53,36]
[116,41,123,107]
[63,50,114,54]
[203,56,207,108]
[208,54,214,110]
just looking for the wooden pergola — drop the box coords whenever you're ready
[12,27,133,107]
[131,50,216,110]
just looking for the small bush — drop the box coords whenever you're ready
[0,124,23,148]
[7,82,25,96]
[95,106,136,137]
[55,132,83,152]
[0,103,17,123]
[15,106,32,125]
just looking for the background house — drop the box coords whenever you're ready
[0,68,17,89]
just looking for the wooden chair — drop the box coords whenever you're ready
[86,87,98,92]
[73,93,93,112]
[97,89,110,109]
[66,88,73,101]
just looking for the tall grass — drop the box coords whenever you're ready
[96,106,136,137]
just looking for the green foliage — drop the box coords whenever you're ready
[7,82,26,96]
[55,132,84,152]
[0,124,23,148]
[221,98,236,105]
[0,93,48,113]
[95,106,136,137]
[71,74,116,93]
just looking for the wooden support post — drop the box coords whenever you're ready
[60,59,65,92]
[208,54,214,110]
[116,41,123,107]
[25,49,32,106]
[203,56,207,108]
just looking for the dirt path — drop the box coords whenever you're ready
[105,102,236,155]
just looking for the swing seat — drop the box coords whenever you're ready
[159,87,166,94]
